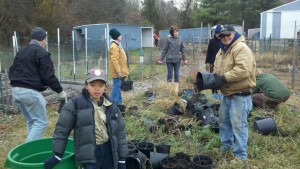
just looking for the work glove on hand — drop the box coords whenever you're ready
[57,91,67,102]
[194,77,203,92]
[118,161,126,169]
[210,74,226,90]
[44,156,61,169]
[205,63,210,71]
[157,59,163,64]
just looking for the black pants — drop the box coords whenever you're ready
[82,141,114,169]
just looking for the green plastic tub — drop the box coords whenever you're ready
[5,138,78,169]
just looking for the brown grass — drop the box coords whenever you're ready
[1,52,300,169]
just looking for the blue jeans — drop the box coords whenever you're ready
[219,95,252,160]
[12,87,48,142]
[82,142,114,169]
[111,78,122,104]
[167,63,180,82]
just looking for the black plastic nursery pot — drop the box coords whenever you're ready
[198,108,219,126]
[156,143,171,155]
[137,141,155,158]
[167,102,184,115]
[181,89,195,97]
[127,106,139,116]
[196,72,216,90]
[126,151,152,169]
[145,91,154,101]
[254,117,277,135]
[121,80,133,91]
[128,143,137,155]
[128,140,140,146]
[191,155,213,169]
[160,157,179,169]
[150,152,169,169]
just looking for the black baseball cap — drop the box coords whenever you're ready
[218,25,235,38]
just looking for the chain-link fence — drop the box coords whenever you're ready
[1,31,300,114]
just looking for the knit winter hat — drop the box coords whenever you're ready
[109,28,121,40]
[86,68,107,83]
[215,24,222,34]
[30,27,47,41]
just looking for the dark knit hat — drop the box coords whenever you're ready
[215,24,222,34]
[30,27,47,41]
[109,28,121,40]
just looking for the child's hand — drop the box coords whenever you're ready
[44,156,61,169]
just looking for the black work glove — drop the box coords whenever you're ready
[118,161,126,169]
[194,79,203,92]
[194,72,203,92]
[211,74,226,90]
[44,156,61,169]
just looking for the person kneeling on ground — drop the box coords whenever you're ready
[252,69,290,109]
[44,68,128,169]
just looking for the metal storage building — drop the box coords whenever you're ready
[159,25,244,44]
[73,23,154,51]
[260,0,300,39]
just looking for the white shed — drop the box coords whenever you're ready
[260,0,300,39]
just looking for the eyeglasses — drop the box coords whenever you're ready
[219,34,231,39]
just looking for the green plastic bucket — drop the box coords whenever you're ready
[5,138,78,169]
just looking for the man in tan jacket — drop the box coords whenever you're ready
[109,28,129,105]
[211,25,256,165]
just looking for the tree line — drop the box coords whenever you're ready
[0,0,290,47]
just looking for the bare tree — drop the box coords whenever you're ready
[70,0,126,24]
[157,0,180,29]
[180,0,193,28]
[0,0,37,45]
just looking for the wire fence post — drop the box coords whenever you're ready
[4,73,9,113]
[140,49,144,81]
[0,73,4,114]
[292,21,297,90]
[57,28,61,82]
[192,36,195,74]
[85,28,88,74]
[72,30,76,81]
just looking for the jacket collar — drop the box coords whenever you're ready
[81,88,114,104]
[221,32,241,52]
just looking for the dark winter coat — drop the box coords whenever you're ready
[52,89,128,168]
[9,42,62,93]
[205,36,222,64]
